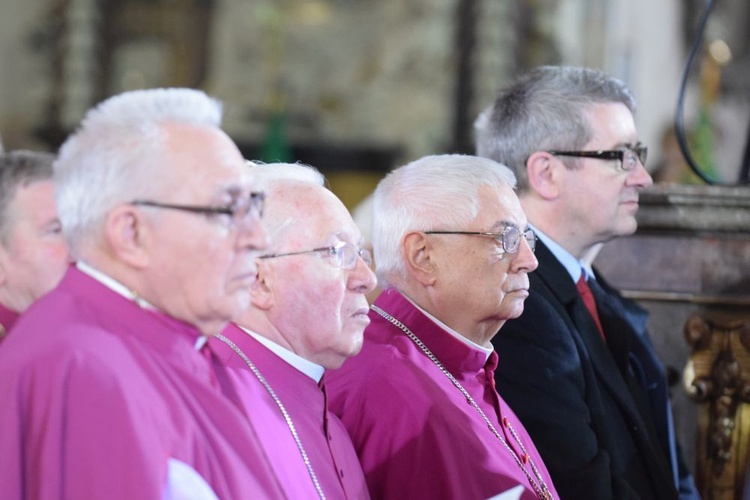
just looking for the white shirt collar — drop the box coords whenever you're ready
[529,224,591,283]
[237,325,325,383]
[73,261,212,349]
[402,294,493,362]
[76,260,156,310]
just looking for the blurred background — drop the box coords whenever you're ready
[0,0,749,207]
[2,2,750,496]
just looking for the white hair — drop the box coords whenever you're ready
[54,88,223,249]
[247,161,325,189]
[373,154,517,288]
[351,193,374,245]
[246,161,326,252]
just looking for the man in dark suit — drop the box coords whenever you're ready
[474,66,700,499]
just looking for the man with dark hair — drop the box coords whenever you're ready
[0,150,68,339]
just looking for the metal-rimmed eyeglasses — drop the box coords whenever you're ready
[547,143,648,171]
[424,225,536,254]
[131,191,265,224]
[259,241,373,269]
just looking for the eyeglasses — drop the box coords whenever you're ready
[547,143,647,171]
[131,191,265,224]
[424,225,536,254]
[259,241,373,269]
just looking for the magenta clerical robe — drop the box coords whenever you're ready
[0,302,19,343]
[0,267,283,499]
[209,323,370,499]
[326,289,560,500]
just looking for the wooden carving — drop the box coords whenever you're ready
[683,315,750,499]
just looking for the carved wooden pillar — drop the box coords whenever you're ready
[95,0,215,102]
[451,0,478,154]
[33,0,73,148]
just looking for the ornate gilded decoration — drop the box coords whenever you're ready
[684,315,750,498]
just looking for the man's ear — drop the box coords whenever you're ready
[526,151,562,200]
[105,205,150,268]
[249,259,273,310]
[403,231,436,286]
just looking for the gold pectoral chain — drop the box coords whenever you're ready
[370,305,554,500]
[215,333,326,500]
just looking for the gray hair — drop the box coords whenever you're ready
[0,150,56,243]
[474,66,636,192]
[373,154,516,288]
[247,161,326,252]
[54,88,223,249]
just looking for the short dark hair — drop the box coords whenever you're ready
[0,150,56,241]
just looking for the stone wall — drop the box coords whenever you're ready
[595,183,750,494]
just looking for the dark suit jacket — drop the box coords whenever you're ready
[493,240,699,499]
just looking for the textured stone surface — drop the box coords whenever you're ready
[211,0,515,161]
[595,183,750,478]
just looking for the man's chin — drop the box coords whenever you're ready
[505,302,527,320]
[616,220,639,237]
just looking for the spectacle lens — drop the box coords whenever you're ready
[617,144,647,171]
[248,191,265,217]
[330,242,373,269]
[500,226,521,254]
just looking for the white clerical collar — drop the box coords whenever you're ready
[237,325,325,383]
[402,294,493,362]
[76,261,209,352]
[529,224,590,283]
[76,260,156,310]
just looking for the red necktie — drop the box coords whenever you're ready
[576,275,605,340]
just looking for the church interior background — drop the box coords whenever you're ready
[1,0,750,498]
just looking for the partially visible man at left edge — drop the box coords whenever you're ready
[0,150,69,340]
[0,88,284,499]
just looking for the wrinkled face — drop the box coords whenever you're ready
[261,185,377,369]
[426,185,538,345]
[560,102,653,246]
[0,180,69,312]
[143,123,268,335]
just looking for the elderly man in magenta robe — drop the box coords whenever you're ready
[209,162,377,499]
[0,89,284,499]
[326,154,560,500]
[0,150,69,339]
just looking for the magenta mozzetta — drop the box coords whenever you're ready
[327,289,558,500]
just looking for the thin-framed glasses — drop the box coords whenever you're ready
[547,143,647,171]
[131,191,265,224]
[424,226,536,254]
[259,241,373,269]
